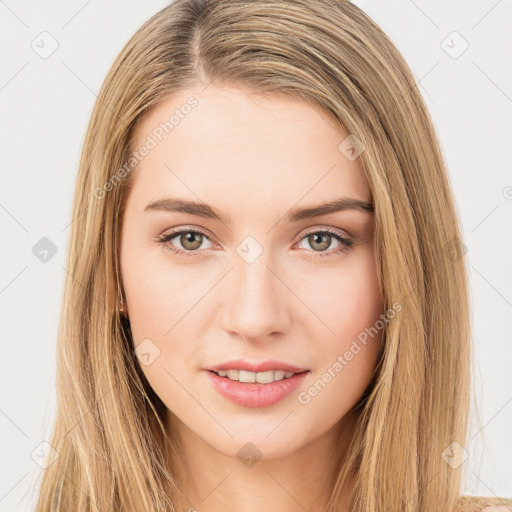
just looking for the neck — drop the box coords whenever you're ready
[165,410,358,512]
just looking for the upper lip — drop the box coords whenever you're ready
[206,359,309,374]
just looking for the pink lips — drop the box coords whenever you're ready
[204,367,310,408]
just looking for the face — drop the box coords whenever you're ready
[119,83,383,461]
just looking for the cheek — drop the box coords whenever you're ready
[121,245,199,338]
[302,249,382,398]
[121,257,201,414]
[306,249,382,344]
[120,248,213,395]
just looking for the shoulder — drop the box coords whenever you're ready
[454,495,512,512]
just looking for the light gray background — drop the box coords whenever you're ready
[1,1,511,510]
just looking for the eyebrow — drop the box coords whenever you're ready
[144,196,374,223]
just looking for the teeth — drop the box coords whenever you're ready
[216,369,297,383]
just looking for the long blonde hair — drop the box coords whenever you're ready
[37,1,474,510]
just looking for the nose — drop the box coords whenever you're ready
[220,249,291,341]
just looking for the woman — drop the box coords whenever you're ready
[35,0,511,510]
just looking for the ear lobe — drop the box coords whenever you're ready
[107,272,128,316]
[119,302,128,317]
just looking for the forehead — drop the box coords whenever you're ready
[126,84,371,215]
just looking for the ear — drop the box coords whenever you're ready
[107,270,128,316]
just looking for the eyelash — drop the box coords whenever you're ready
[155,226,353,260]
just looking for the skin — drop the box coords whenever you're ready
[120,83,384,512]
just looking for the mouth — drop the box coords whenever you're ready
[205,359,309,375]
[208,368,309,384]
[205,369,310,408]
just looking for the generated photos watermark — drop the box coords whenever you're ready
[93,96,198,200]
[297,301,402,405]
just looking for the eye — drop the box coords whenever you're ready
[155,226,353,259]
[155,227,215,259]
[295,227,353,259]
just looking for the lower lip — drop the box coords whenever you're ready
[205,370,309,408]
